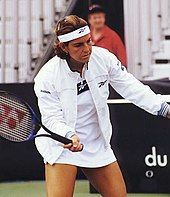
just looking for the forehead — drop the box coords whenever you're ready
[69,34,91,44]
[89,12,105,18]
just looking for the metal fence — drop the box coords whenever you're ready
[0,0,71,83]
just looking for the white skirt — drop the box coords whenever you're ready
[42,128,117,168]
[36,122,117,167]
[52,145,117,168]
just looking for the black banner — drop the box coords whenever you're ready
[109,103,170,193]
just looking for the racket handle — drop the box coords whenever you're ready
[39,124,84,151]
[40,124,72,144]
[35,133,72,144]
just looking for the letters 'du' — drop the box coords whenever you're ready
[145,146,168,167]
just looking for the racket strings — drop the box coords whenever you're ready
[0,94,33,142]
[0,122,31,139]
[0,130,26,141]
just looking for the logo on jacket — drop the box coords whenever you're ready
[77,80,89,95]
[98,80,107,88]
[121,65,125,71]
[40,90,51,94]
[117,61,125,71]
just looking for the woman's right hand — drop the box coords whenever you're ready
[63,135,83,152]
[167,107,170,119]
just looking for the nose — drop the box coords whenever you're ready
[83,43,91,53]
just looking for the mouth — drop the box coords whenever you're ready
[82,53,91,59]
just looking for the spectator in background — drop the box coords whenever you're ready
[88,4,127,67]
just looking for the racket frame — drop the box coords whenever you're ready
[0,91,72,144]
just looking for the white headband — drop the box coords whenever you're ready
[58,25,90,42]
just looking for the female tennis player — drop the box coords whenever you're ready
[34,15,170,197]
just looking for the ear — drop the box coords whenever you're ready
[60,42,69,53]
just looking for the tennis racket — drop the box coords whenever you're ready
[0,91,83,149]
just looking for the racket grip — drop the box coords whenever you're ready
[69,141,84,152]
[50,134,84,151]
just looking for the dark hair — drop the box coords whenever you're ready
[54,15,88,59]
[88,4,105,15]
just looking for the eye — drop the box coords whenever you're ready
[74,44,82,47]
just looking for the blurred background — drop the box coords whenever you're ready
[0,0,170,196]
[0,0,170,83]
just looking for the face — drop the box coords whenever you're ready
[88,12,106,29]
[64,34,92,63]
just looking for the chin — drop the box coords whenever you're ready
[95,25,104,29]
[79,60,89,64]
[81,57,90,63]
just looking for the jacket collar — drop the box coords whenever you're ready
[62,59,88,79]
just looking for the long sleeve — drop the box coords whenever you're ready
[34,75,76,138]
[107,52,169,116]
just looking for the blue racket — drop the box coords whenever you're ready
[0,91,82,149]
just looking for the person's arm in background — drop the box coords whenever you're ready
[106,51,170,118]
[111,32,127,67]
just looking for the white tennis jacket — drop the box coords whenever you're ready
[34,46,169,164]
